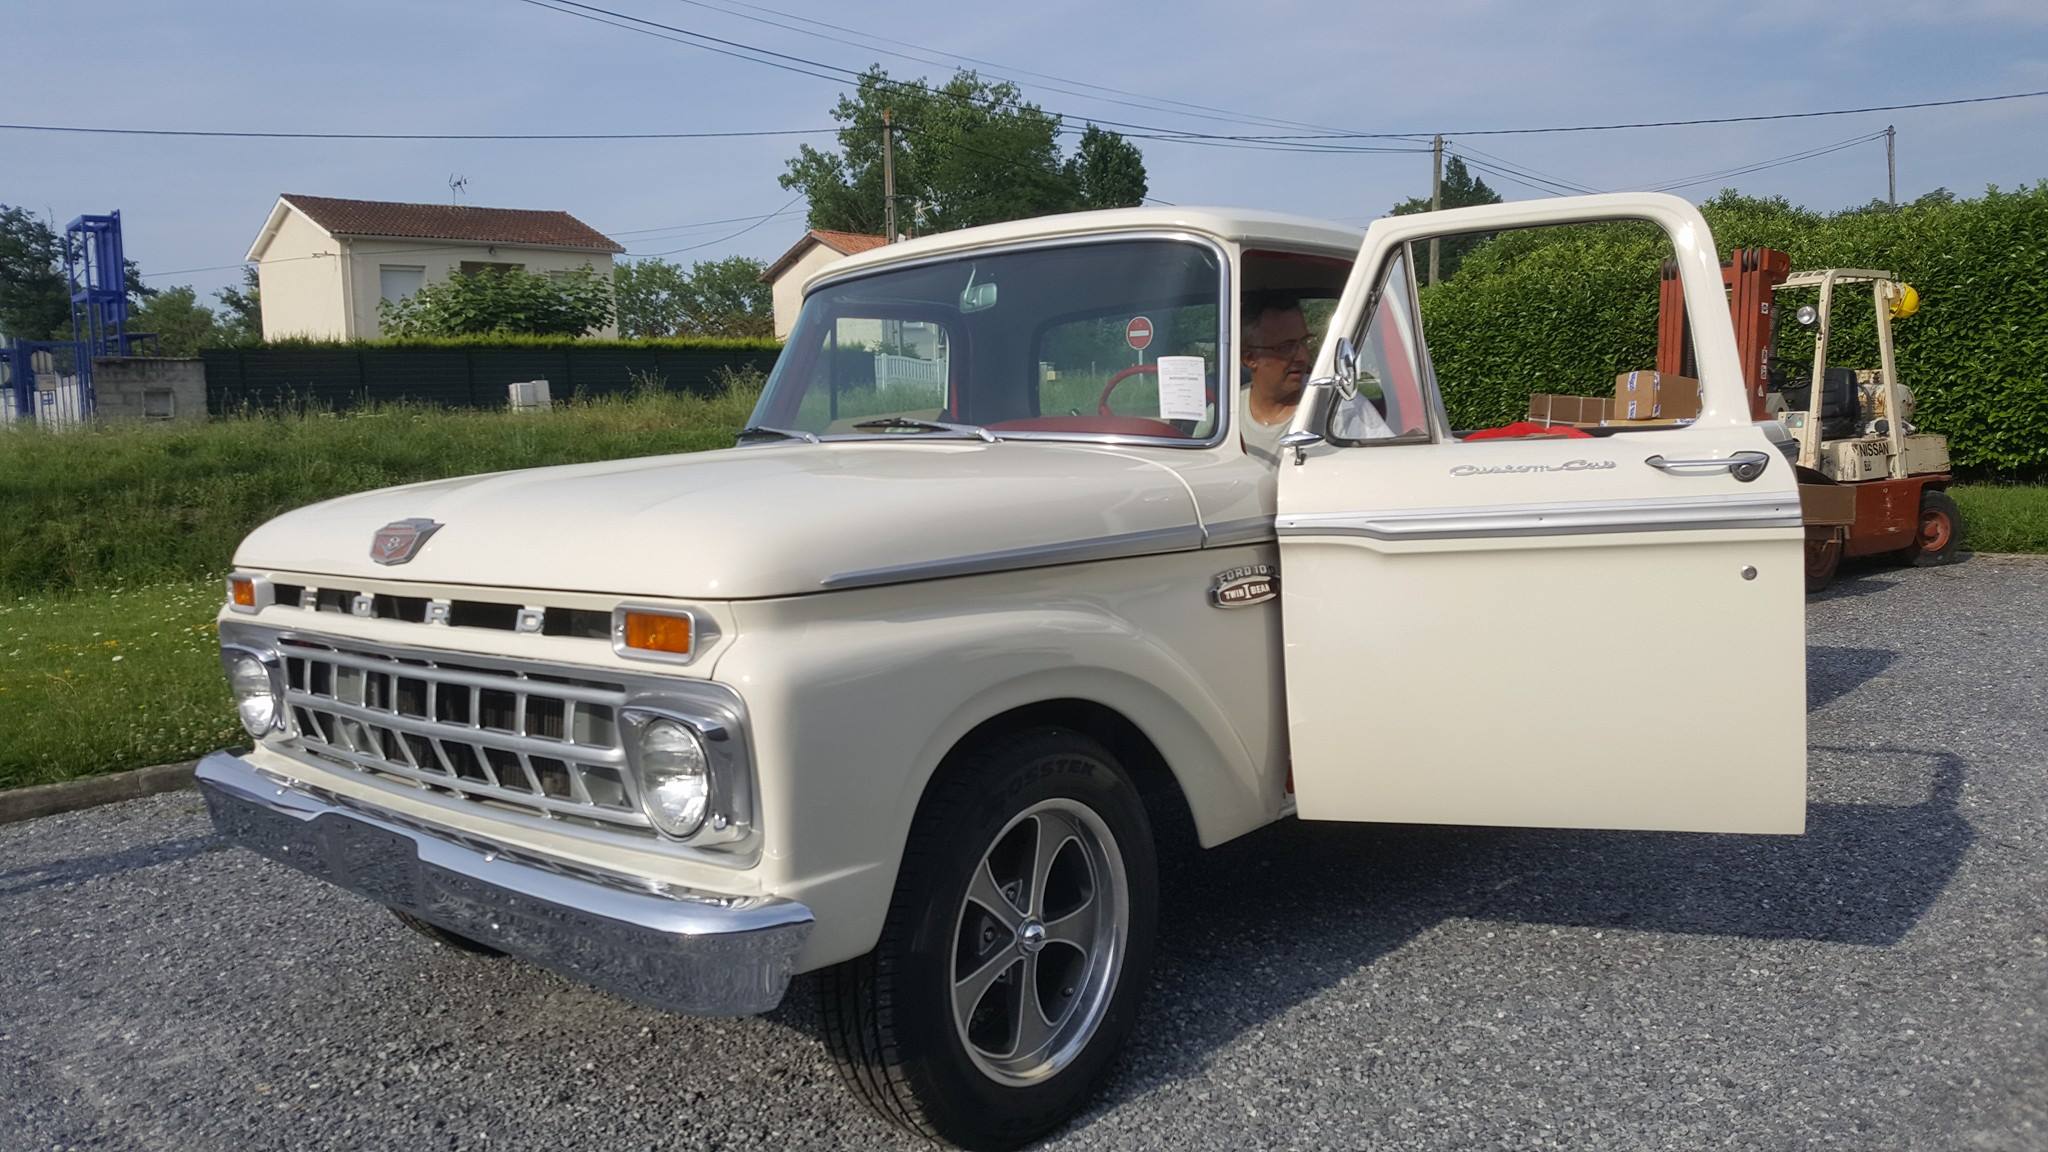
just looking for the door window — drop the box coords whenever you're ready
[1327,249,1430,443]
[1335,221,1706,442]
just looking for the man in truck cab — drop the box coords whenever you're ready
[1239,292,1393,465]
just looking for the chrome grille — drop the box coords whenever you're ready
[280,637,651,835]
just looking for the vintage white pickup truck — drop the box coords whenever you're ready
[200,192,1806,1150]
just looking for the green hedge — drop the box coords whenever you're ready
[201,338,781,413]
[1420,184,2048,475]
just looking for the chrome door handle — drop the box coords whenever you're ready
[1644,450,1771,482]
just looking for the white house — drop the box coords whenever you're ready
[245,194,626,340]
[760,228,889,339]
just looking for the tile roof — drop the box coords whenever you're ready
[280,194,624,253]
[809,229,889,257]
[761,228,890,282]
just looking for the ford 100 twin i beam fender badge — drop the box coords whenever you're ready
[370,518,442,565]
[1211,564,1278,608]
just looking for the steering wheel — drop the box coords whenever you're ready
[1097,363,1157,416]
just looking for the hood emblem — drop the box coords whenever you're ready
[370,518,442,566]
[1211,564,1278,609]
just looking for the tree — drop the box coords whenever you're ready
[129,286,231,356]
[1390,157,1504,281]
[0,207,69,341]
[1063,124,1148,210]
[615,255,773,339]
[780,67,1148,236]
[214,266,262,343]
[379,265,614,337]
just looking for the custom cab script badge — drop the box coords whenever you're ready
[370,518,442,566]
[1450,458,1616,477]
[1210,564,1278,609]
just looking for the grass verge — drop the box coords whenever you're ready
[1951,484,2048,554]
[0,382,759,597]
[0,580,237,790]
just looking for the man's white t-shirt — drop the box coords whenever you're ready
[1238,390,1395,465]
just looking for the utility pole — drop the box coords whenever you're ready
[1428,134,1443,286]
[882,108,898,242]
[1885,124,1896,209]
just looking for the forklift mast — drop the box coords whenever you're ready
[1657,247,1792,422]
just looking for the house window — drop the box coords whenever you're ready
[459,261,524,277]
[379,265,426,304]
[143,388,176,420]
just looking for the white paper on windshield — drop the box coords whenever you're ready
[1155,356,1208,421]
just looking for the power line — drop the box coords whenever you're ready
[629,197,804,255]
[1445,149,1598,197]
[1643,131,1889,194]
[655,0,1378,138]
[0,121,834,141]
[1447,153,1586,199]
[604,207,801,236]
[515,0,1429,153]
[1280,88,2048,139]
[1445,141,1603,195]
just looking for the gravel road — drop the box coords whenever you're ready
[4,557,2044,1151]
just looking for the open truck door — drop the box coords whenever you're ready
[1275,193,1807,833]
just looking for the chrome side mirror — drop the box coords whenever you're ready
[1283,381,1336,465]
[1331,336,1361,398]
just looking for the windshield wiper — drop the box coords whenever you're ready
[849,417,997,442]
[735,424,820,444]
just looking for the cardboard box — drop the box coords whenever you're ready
[1613,370,1702,422]
[1527,393,1613,427]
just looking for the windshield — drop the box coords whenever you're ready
[749,237,1226,444]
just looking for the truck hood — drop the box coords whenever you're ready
[234,441,1202,599]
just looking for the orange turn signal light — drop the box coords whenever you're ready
[621,610,692,655]
[229,577,257,608]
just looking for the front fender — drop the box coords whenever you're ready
[717,553,1281,969]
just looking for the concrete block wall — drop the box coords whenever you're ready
[91,357,207,423]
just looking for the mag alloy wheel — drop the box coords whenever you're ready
[950,798,1129,1087]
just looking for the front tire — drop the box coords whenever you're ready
[1905,488,1963,566]
[821,728,1158,1150]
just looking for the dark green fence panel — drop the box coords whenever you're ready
[203,344,780,413]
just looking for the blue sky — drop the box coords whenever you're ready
[7,0,2044,302]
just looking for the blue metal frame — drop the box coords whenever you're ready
[2,211,147,423]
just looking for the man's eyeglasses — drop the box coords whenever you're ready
[1244,336,1318,360]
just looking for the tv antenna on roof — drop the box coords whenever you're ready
[449,174,469,204]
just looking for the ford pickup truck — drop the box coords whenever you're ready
[198,192,1806,1150]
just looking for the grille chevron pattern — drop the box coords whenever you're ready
[280,638,651,834]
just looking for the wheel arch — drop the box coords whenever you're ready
[902,669,1271,857]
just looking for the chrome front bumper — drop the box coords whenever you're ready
[195,750,812,1017]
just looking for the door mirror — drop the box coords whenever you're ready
[1283,380,1336,464]
[1331,335,1361,398]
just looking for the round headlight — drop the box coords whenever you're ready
[1795,304,1819,328]
[636,719,710,838]
[229,654,278,737]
